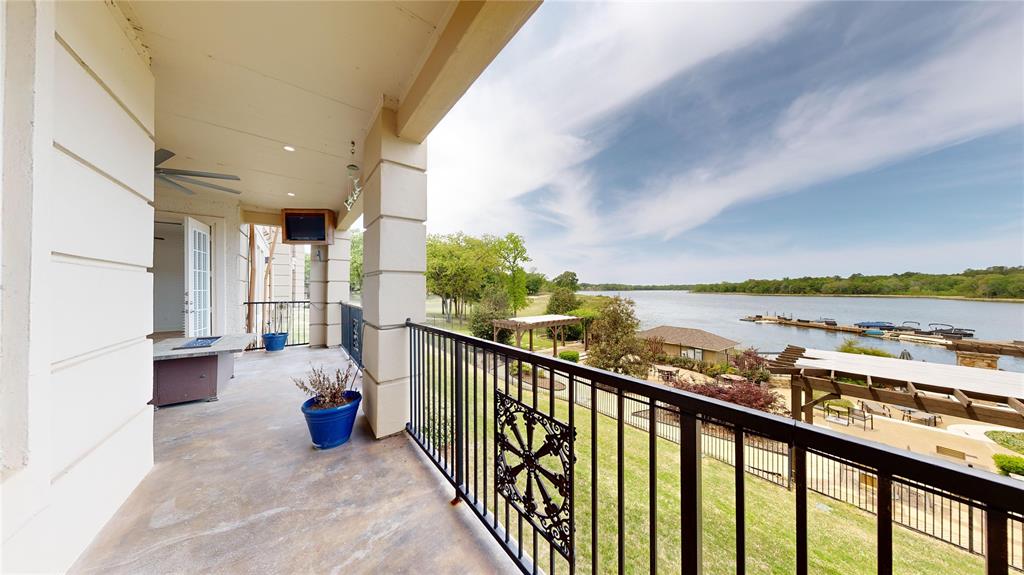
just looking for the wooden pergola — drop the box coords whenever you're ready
[769,345,1024,430]
[492,314,583,357]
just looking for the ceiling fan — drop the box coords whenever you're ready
[154,148,242,195]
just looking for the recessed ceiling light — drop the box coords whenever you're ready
[287,192,295,197]
[283,145,295,152]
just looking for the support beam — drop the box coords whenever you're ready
[246,224,256,332]
[397,0,541,142]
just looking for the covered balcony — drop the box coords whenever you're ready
[1,1,1021,573]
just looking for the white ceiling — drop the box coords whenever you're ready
[132,1,453,213]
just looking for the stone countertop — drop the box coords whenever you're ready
[153,334,256,361]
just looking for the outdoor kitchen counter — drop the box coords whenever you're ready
[152,334,256,407]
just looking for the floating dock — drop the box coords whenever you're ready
[741,315,1024,358]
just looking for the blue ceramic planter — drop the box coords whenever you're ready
[262,332,288,352]
[301,391,361,449]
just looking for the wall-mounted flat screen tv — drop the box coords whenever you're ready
[281,209,335,245]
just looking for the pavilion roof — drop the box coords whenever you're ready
[492,314,581,330]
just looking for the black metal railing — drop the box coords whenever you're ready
[243,300,310,349]
[341,302,363,366]
[405,322,1024,575]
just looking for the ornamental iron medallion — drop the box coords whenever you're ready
[495,390,576,559]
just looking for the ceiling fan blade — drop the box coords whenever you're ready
[166,174,242,195]
[154,148,176,166]
[156,174,194,195]
[155,167,240,181]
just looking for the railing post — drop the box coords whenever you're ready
[454,339,465,493]
[877,473,892,575]
[794,445,807,575]
[986,508,1008,575]
[681,412,703,575]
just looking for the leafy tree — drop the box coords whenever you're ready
[426,233,500,321]
[349,231,363,292]
[587,296,653,378]
[495,233,531,314]
[546,287,580,315]
[551,271,580,292]
[568,307,601,350]
[469,287,513,345]
[525,270,546,295]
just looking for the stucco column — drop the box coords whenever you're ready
[308,245,327,347]
[270,244,293,300]
[325,231,351,348]
[360,109,426,438]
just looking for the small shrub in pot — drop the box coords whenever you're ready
[295,364,362,449]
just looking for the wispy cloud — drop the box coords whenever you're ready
[427,2,810,236]
[619,7,1024,240]
[428,2,1023,283]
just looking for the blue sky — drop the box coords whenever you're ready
[426,2,1024,284]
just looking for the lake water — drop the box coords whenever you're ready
[580,291,1024,373]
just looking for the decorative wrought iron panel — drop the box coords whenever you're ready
[495,390,576,559]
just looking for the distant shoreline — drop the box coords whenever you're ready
[581,289,1024,304]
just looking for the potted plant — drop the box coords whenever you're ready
[262,303,289,352]
[294,364,361,449]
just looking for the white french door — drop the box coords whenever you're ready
[184,217,212,337]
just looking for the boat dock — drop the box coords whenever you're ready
[741,315,1024,358]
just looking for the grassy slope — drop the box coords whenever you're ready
[420,354,984,575]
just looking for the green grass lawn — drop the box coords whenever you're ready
[986,431,1024,455]
[415,349,986,575]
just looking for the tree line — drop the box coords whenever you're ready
[689,267,1024,299]
[578,283,694,291]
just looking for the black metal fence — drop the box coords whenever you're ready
[341,302,363,366]
[406,322,1024,575]
[243,300,310,350]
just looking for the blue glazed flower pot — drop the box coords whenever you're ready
[301,391,361,449]
[262,332,288,352]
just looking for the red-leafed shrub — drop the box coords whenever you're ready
[730,348,771,384]
[672,380,786,414]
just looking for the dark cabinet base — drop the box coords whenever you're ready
[153,353,235,407]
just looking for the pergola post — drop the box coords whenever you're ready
[552,326,558,357]
[529,329,534,352]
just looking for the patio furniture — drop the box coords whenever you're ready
[849,407,874,430]
[152,334,255,407]
[825,404,851,426]
[898,406,939,427]
[656,367,678,383]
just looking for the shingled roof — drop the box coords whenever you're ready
[637,325,739,352]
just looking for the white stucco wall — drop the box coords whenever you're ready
[153,221,185,332]
[2,2,156,571]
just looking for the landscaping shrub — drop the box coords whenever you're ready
[730,348,771,384]
[673,380,786,414]
[824,398,854,410]
[837,338,895,358]
[985,431,1024,455]
[558,350,580,363]
[993,454,1024,476]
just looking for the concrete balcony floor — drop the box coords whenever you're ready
[71,347,515,574]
